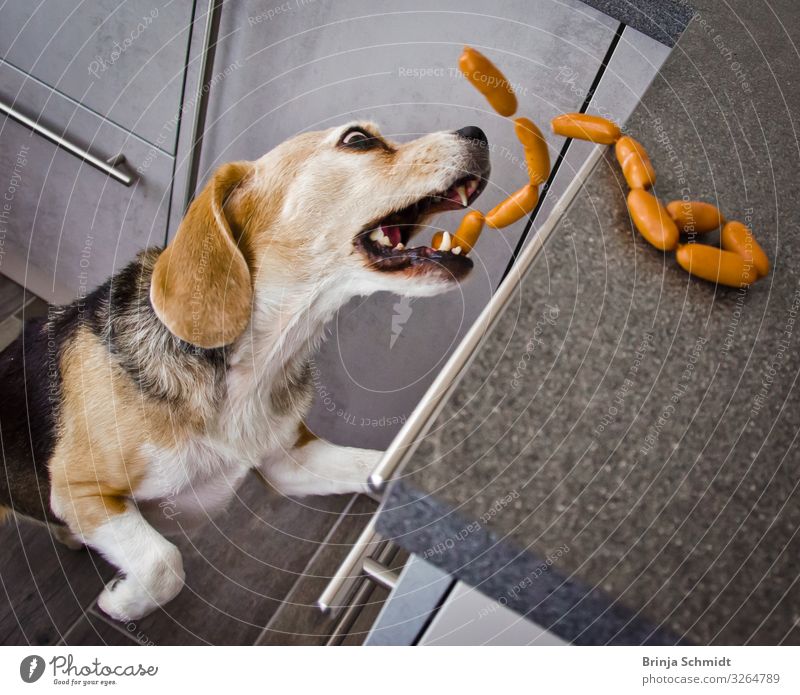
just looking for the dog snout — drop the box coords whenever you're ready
[454,125,488,145]
[453,126,491,184]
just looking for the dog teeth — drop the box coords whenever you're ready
[437,231,452,252]
[395,243,404,250]
[369,228,393,246]
[452,246,462,255]
[457,184,469,207]
[466,178,479,197]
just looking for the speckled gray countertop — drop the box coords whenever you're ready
[378,0,800,645]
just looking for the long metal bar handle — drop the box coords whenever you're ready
[0,100,134,186]
[318,515,382,615]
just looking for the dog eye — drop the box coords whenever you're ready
[340,128,377,149]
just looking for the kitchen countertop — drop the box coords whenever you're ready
[377,0,800,645]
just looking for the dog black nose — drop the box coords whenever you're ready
[455,126,488,145]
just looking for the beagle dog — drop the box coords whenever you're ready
[0,122,490,622]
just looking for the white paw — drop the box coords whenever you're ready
[97,576,153,622]
[97,562,185,622]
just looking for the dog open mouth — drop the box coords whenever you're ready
[354,174,487,279]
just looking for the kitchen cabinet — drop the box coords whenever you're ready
[0,1,209,303]
[420,581,568,645]
[364,554,568,645]
[0,0,195,151]
[0,60,175,303]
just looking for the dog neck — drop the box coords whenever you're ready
[215,271,358,456]
[232,270,355,375]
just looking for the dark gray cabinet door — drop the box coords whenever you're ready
[0,0,195,151]
[193,0,618,448]
[0,61,174,304]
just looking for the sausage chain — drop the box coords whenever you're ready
[433,48,549,255]
[446,45,769,289]
[608,133,769,287]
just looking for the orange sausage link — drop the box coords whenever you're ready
[551,113,621,144]
[432,211,485,254]
[453,210,485,252]
[676,243,759,288]
[614,136,656,189]
[514,117,550,186]
[627,189,679,251]
[666,200,726,233]
[614,136,640,162]
[459,47,517,117]
[485,185,538,229]
[720,220,770,277]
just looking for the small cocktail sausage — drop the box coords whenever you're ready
[452,210,484,252]
[614,136,656,189]
[666,200,726,233]
[485,185,538,229]
[514,117,550,186]
[459,47,517,117]
[720,220,770,277]
[432,211,485,254]
[627,189,679,251]
[551,113,621,144]
[676,243,759,288]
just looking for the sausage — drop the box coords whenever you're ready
[432,211,485,254]
[485,185,538,229]
[514,117,550,186]
[676,243,759,288]
[614,136,656,189]
[452,210,484,252]
[627,189,679,251]
[459,47,517,117]
[720,220,770,277]
[666,200,725,233]
[551,113,621,144]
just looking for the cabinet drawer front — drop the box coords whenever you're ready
[420,581,569,646]
[0,62,174,304]
[0,0,194,151]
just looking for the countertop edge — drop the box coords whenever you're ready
[378,479,686,645]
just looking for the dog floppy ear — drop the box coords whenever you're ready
[151,162,254,348]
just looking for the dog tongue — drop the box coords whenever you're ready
[380,224,402,247]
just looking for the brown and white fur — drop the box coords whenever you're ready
[0,121,490,621]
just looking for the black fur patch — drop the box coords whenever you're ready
[0,249,227,523]
[99,250,227,405]
[0,314,66,522]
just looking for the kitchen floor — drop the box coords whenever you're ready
[0,274,403,646]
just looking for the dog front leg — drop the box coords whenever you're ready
[260,436,381,497]
[51,483,185,622]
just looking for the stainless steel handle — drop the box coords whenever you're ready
[324,541,399,646]
[362,557,399,591]
[0,100,134,186]
[318,515,381,614]
[368,144,606,491]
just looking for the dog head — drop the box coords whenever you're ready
[150,121,490,348]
